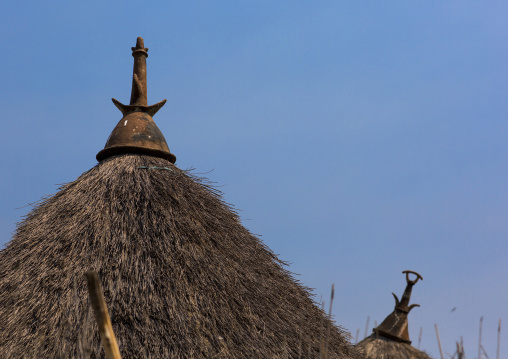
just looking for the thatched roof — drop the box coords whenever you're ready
[0,154,359,358]
[357,335,433,359]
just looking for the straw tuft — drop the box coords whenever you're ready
[357,334,434,359]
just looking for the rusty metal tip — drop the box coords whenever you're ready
[136,37,144,48]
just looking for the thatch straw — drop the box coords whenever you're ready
[357,334,434,359]
[0,154,359,358]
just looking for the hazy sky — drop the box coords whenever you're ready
[1,1,507,357]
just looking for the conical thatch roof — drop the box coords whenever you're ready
[356,271,433,359]
[357,335,433,359]
[0,38,359,359]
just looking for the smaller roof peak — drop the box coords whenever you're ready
[96,37,176,163]
[373,270,423,344]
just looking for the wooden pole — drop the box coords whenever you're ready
[86,271,122,359]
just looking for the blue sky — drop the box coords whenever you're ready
[1,1,507,357]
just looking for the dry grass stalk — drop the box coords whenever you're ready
[456,336,465,359]
[86,271,122,359]
[364,316,370,339]
[479,316,483,359]
[481,345,490,359]
[319,300,325,359]
[324,284,335,358]
[435,324,444,359]
[497,318,501,359]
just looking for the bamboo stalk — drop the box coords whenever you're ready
[85,271,122,359]
[434,324,444,359]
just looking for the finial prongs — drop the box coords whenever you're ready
[403,270,423,285]
[392,293,400,306]
[408,303,420,312]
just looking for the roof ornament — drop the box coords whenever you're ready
[96,37,176,163]
[372,270,423,344]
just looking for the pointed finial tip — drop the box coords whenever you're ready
[132,37,148,54]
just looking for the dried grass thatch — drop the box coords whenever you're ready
[357,334,433,359]
[0,154,359,358]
